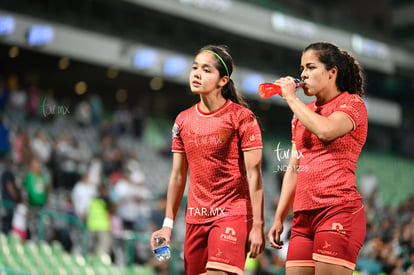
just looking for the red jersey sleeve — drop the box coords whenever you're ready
[336,94,367,131]
[238,110,263,151]
[171,112,185,153]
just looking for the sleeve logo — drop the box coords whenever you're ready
[172,123,180,138]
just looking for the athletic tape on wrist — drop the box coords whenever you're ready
[163,218,174,229]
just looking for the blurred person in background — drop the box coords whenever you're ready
[87,154,103,186]
[1,157,21,234]
[406,251,414,275]
[0,74,10,113]
[89,93,104,127]
[111,171,142,231]
[132,106,146,140]
[11,200,28,241]
[267,42,368,275]
[55,133,81,190]
[27,84,41,119]
[111,105,131,136]
[0,116,10,158]
[100,134,124,177]
[71,172,96,222]
[358,169,378,205]
[74,98,93,127]
[13,128,33,169]
[86,183,113,256]
[23,157,51,240]
[7,75,27,124]
[124,152,143,178]
[149,195,167,232]
[31,130,52,167]
[130,170,152,232]
[71,171,97,254]
[151,44,265,275]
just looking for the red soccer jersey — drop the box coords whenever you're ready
[172,100,262,224]
[292,92,367,212]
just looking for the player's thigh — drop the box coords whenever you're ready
[313,200,366,270]
[315,261,353,275]
[206,216,251,275]
[184,223,210,275]
[286,266,314,275]
[286,234,314,268]
[286,211,315,269]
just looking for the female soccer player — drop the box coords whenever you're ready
[267,41,368,275]
[151,44,265,275]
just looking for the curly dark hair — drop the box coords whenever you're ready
[304,42,365,97]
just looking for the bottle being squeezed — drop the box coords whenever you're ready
[153,236,171,261]
[259,79,305,98]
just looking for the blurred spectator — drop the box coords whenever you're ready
[55,134,81,190]
[1,158,21,234]
[71,172,97,221]
[89,93,103,126]
[100,134,123,176]
[132,106,145,139]
[356,254,383,275]
[71,139,93,177]
[0,117,10,158]
[130,170,151,232]
[124,152,142,177]
[356,194,414,274]
[86,184,113,256]
[111,105,131,136]
[23,158,50,240]
[74,99,92,127]
[113,169,153,265]
[11,202,28,241]
[150,195,167,231]
[159,130,173,158]
[358,169,379,203]
[87,155,103,186]
[27,85,41,119]
[8,77,27,124]
[13,128,33,168]
[406,252,414,274]
[52,195,75,252]
[0,74,9,112]
[49,138,62,190]
[31,130,52,166]
[111,172,142,231]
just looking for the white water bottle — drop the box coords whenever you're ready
[154,236,171,261]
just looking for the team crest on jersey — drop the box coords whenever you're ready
[217,128,232,143]
[172,123,180,138]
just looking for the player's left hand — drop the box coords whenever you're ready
[247,224,265,258]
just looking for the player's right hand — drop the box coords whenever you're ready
[150,227,172,251]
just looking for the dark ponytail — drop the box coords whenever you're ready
[199,45,249,108]
[304,42,365,97]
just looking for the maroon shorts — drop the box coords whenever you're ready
[286,200,366,270]
[184,215,252,275]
